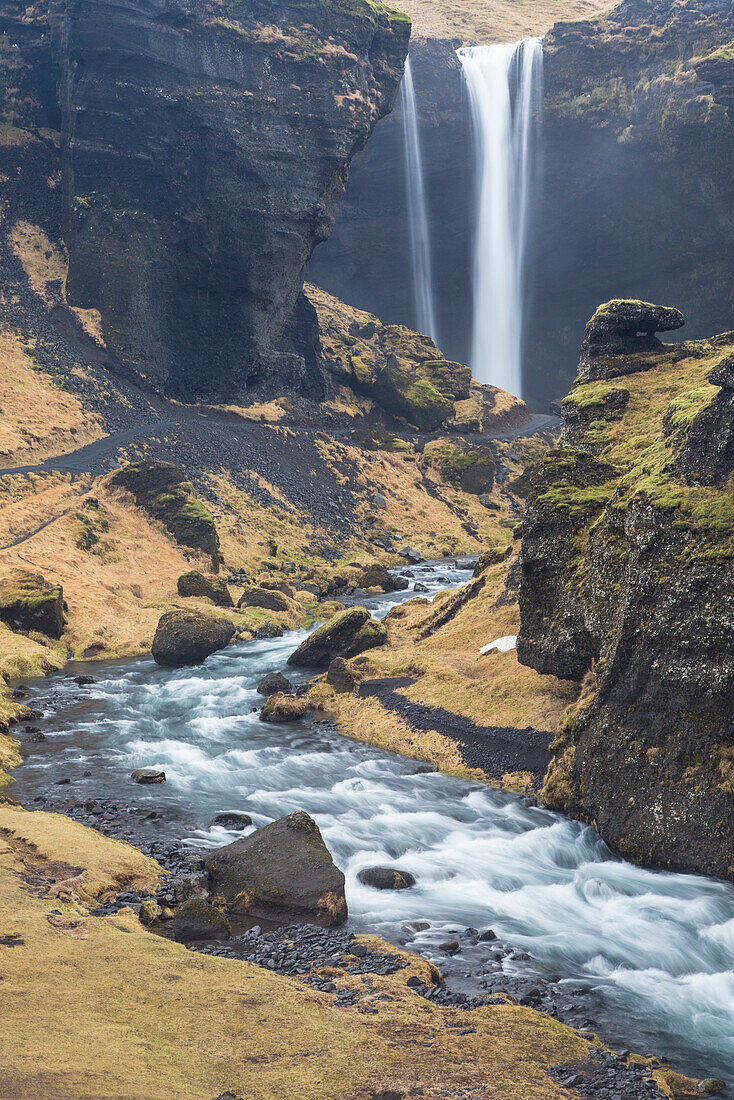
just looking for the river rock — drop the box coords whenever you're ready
[357,867,416,890]
[210,812,253,831]
[0,569,65,638]
[326,657,360,693]
[204,810,347,926]
[237,587,291,613]
[259,693,308,723]
[172,898,231,942]
[357,563,409,592]
[398,546,423,563]
[287,607,386,669]
[169,872,210,903]
[257,672,293,696]
[177,570,233,607]
[131,768,166,785]
[152,610,235,667]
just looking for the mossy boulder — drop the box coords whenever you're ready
[259,693,308,723]
[421,359,472,401]
[288,606,386,668]
[0,570,64,638]
[257,672,293,696]
[237,586,291,612]
[172,898,231,942]
[578,300,685,384]
[421,438,495,495]
[177,570,233,607]
[152,610,235,667]
[203,810,347,926]
[110,462,219,569]
[372,355,453,431]
[358,563,408,593]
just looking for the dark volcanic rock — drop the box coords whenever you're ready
[131,768,166,785]
[259,693,308,723]
[210,812,253,831]
[53,0,410,401]
[576,299,686,384]
[256,672,293,697]
[237,587,291,613]
[357,563,407,592]
[177,571,233,608]
[288,607,386,668]
[0,570,64,638]
[204,810,347,926]
[518,305,734,881]
[357,866,416,890]
[152,610,235,667]
[172,898,231,943]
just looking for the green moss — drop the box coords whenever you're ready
[664,385,716,429]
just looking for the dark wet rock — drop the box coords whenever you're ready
[177,570,233,608]
[169,872,210,904]
[210,812,253,831]
[237,587,291,613]
[259,693,308,723]
[152,610,235,667]
[72,675,96,686]
[0,570,64,638]
[326,657,361,693]
[357,563,408,592]
[438,941,460,954]
[256,672,293,697]
[413,582,429,593]
[26,730,46,743]
[172,898,231,942]
[131,768,166,785]
[577,299,685,384]
[398,547,423,563]
[357,867,416,890]
[252,623,284,640]
[204,810,347,926]
[288,607,386,668]
[110,463,219,567]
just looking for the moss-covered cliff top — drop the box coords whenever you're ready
[382,0,615,43]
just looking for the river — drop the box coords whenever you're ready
[11,558,734,1090]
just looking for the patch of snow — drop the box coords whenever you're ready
[479,635,517,655]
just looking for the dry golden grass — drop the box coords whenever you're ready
[311,555,580,782]
[397,0,616,42]
[0,802,647,1100]
[0,333,102,464]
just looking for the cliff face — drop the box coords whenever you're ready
[309,0,734,410]
[52,0,409,401]
[517,300,734,880]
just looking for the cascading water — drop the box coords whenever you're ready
[458,38,543,399]
[400,56,439,343]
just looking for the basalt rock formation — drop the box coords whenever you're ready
[518,300,734,880]
[3,0,409,403]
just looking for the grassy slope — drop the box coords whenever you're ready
[394,0,616,42]
[0,802,636,1100]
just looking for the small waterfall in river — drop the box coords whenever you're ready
[458,38,543,399]
[400,55,439,344]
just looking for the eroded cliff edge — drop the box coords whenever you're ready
[37,0,408,401]
[518,300,734,880]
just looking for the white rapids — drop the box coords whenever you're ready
[14,559,734,1087]
[458,38,543,398]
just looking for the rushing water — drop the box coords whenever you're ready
[458,38,543,398]
[12,559,734,1089]
[399,55,439,343]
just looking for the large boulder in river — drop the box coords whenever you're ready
[237,586,291,612]
[259,693,308,723]
[152,610,235,667]
[204,810,347,926]
[172,898,231,942]
[177,570,233,607]
[287,607,386,668]
[0,570,64,638]
[358,563,408,593]
[357,866,416,890]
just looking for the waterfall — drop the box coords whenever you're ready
[400,56,439,344]
[457,38,543,398]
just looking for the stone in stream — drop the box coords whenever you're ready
[287,606,386,668]
[237,586,291,612]
[210,812,253,830]
[357,563,408,593]
[357,867,416,890]
[259,693,308,723]
[173,898,231,942]
[131,768,166,785]
[256,672,292,696]
[204,810,347,926]
[151,609,235,667]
